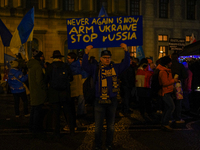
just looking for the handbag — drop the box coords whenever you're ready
[12,75,30,95]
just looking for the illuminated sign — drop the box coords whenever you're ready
[169,38,185,51]
[66,16,143,49]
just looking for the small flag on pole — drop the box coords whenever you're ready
[190,33,196,44]
[10,7,34,54]
[136,46,145,61]
[98,6,108,17]
[0,19,12,47]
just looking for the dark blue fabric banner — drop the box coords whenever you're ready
[66,16,143,49]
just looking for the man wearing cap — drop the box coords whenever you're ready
[27,48,47,134]
[82,43,130,150]
[44,50,74,137]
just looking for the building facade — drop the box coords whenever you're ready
[0,0,200,66]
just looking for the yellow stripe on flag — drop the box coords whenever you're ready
[10,30,21,54]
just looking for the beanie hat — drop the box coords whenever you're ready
[10,60,18,68]
[101,50,112,57]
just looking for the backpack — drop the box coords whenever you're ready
[151,69,162,98]
[50,63,70,91]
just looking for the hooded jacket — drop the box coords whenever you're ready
[8,68,28,93]
[157,64,175,96]
[27,58,46,106]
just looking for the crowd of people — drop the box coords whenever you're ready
[6,44,194,150]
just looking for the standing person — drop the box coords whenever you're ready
[82,43,130,150]
[44,50,74,137]
[27,48,46,134]
[8,60,29,117]
[135,58,154,119]
[157,56,179,131]
[120,56,135,114]
[63,52,82,131]
[171,53,188,123]
[182,61,193,113]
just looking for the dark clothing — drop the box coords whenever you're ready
[27,59,46,106]
[27,58,46,133]
[29,104,45,133]
[120,65,136,112]
[120,65,135,88]
[82,51,130,99]
[44,60,74,134]
[171,61,188,85]
[13,91,29,115]
[94,98,118,148]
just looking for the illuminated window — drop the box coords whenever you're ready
[128,0,140,16]
[129,46,137,58]
[158,46,168,59]
[187,0,196,20]
[63,0,74,11]
[186,35,190,42]
[159,0,168,18]
[158,35,168,42]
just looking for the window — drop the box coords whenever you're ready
[159,0,168,18]
[97,0,108,13]
[158,35,168,42]
[63,0,74,11]
[187,0,196,20]
[128,0,140,16]
[186,35,190,42]
[158,46,168,59]
[129,46,137,57]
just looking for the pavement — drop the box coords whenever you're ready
[0,93,200,150]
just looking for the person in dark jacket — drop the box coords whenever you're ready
[8,60,29,117]
[44,50,74,137]
[120,56,136,114]
[82,43,130,150]
[27,49,46,134]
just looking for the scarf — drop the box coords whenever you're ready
[98,63,119,104]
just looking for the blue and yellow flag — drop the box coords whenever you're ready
[136,46,145,61]
[0,19,12,47]
[10,8,34,54]
[98,6,108,17]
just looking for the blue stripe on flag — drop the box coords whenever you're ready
[17,7,34,44]
[98,6,108,17]
[0,19,12,46]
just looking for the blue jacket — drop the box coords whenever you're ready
[8,68,28,94]
[82,51,130,98]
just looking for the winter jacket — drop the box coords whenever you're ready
[120,65,135,88]
[27,58,46,106]
[183,69,193,92]
[44,60,73,103]
[82,51,130,99]
[8,68,28,93]
[157,64,175,96]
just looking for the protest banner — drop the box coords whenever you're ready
[66,16,143,49]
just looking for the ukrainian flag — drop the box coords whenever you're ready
[0,19,12,47]
[10,8,34,54]
[98,6,108,17]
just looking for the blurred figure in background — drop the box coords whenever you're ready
[182,61,193,114]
